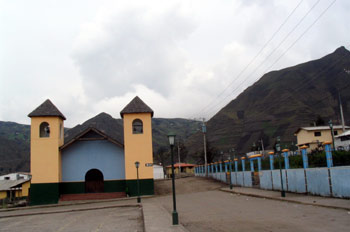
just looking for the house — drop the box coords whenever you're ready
[166,163,196,177]
[294,125,349,151]
[28,96,154,205]
[334,130,350,151]
[0,178,31,201]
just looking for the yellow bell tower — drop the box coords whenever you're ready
[120,96,154,196]
[28,99,66,205]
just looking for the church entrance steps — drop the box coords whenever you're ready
[59,192,126,201]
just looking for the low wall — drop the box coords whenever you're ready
[196,166,350,198]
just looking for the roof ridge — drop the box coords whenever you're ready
[28,99,66,120]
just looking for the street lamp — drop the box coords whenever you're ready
[276,136,286,197]
[135,161,141,203]
[168,132,179,225]
[329,120,336,150]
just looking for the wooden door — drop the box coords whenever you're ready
[85,169,104,193]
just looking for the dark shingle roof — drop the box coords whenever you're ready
[28,99,66,120]
[120,96,154,118]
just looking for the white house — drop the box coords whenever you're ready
[335,130,350,151]
[153,164,165,179]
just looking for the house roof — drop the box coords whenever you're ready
[28,99,66,120]
[61,127,124,150]
[166,163,196,168]
[294,125,350,134]
[120,96,154,118]
[335,130,350,138]
[0,179,30,191]
[64,112,124,146]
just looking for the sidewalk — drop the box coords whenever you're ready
[221,187,350,211]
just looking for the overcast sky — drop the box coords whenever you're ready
[0,0,349,127]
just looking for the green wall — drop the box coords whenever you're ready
[126,179,154,196]
[29,183,59,205]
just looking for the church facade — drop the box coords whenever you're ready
[28,97,154,205]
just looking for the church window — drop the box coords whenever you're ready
[132,119,143,134]
[40,122,50,137]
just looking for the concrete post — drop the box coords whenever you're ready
[269,152,274,170]
[300,146,309,169]
[257,157,262,171]
[282,149,290,169]
[241,158,245,172]
[323,142,333,168]
[250,159,254,172]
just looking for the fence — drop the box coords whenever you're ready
[195,146,350,198]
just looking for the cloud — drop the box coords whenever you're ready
[72,1,196,100]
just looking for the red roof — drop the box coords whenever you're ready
[166,163,196,168]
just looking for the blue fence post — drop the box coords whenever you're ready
[250,158,254,172]
[234,159,238,172]
[241,157,245,171]
[224,161,228,173]
[323,142,333,168]
[269,152,274,170]
[282,149,290,169]
[300,145,309,169]
[219,162,223,173]
[214,162,218,173]
[257,156,262,171]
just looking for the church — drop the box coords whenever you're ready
[28,96,154,205]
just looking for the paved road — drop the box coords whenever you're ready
[0,205,143,232]
[149,178,350,232]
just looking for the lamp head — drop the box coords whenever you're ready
[135,161,140,168]
[167,132,176,146]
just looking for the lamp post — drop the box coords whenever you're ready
[135,161,141,203]
[329,120,336,150]
[168,132,179,225]
[229,148,234,189]
[276,136,286,197]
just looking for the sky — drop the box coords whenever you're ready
[0,0,349,127]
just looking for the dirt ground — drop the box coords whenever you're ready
[150,177,350,232]
[154,176,227,195]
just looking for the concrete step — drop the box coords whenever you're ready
[60,192,126,201]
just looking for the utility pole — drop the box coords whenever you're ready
[339,92,346,131]
[260,139,265,156]
[202,119,208,177]
[177,139,181,176]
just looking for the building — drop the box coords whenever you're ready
[0,172,31,181]
[28,96,154,205]
[294,125,349,151]
[153,164,165,179]
[166,163,196,177]
[0,178,31,201]
[335,130,350,151]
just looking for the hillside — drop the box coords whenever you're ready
[185,46,350,160]
[0,116,200,175]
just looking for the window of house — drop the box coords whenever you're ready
[314,131,321,137]
[132,119,143,134]
[39,122,50,137]
[5,177,10,180]
[334,131,338,136]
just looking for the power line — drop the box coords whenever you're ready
[201,0,337,118]
[193,0,305,118]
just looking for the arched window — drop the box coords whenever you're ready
[39,122,50,138]
[132,119,143,134]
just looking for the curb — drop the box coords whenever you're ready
[220,189,350,211]
[0,194,155,213]
[0,204,141,219]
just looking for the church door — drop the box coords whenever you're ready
[85,169,104,193]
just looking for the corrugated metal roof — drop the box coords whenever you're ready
[335,130,350,138]
[0,179,29,191]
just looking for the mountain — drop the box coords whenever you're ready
[0,116,200,175]
[185,46,350,160]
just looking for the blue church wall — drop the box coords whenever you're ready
[61,140,125,182]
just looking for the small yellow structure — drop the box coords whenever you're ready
[166,163,196,177]
[0,179,31,200]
